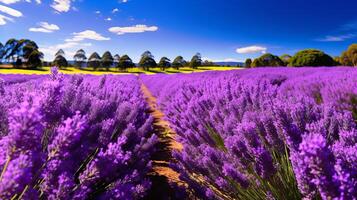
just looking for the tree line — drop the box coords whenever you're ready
[245,44,357,68]
[1,39,356,70]
[0,38,205,71]
[53,49,203,71]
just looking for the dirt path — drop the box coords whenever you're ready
[140,83,185,200]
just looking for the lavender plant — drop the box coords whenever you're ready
[142,67,357,200]
[0,68,157,199]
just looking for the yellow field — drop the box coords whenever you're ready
[0,66,243,75]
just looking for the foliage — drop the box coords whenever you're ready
[341,44,357,66]
[245,58,252,68]
[252,53,285,67]
[102,51,114,71]
[53,55,68,69]
[139,51,157,71]
[190,53,202,69]
[0,39,43,69]
[289,49,335,67]
[172,56,185,70]
[158,57,171,71]
[280,54,292,66]
[118,55,134,71]
[88,52,101,70]
[73,49,87,69]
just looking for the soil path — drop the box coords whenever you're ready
[140,82,185,200]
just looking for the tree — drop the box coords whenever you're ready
[340,44,357,66]
[55,49,65,58]
[1,39,42,68]
[252,53,285,67]
[289,49,335,67]
[88,52,101,71]
[190,53,202,69]
[280,54,292,66]
[139,51,156,71]
[73,49,87,69]
[102,51,114,71]
[3,39,19,63]
[118,55,134,71]
[27,50,43,69]
[245,58,252,68]
[113,54,120,69]
[53,55,68,69]
[158,57,171,71]
[172,56,185,70]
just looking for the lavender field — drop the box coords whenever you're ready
[0,67,357,200]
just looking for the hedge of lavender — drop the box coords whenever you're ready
[0,68,157,199]
[142,67,357,200]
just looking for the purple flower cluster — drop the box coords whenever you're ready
[0,68,156,199]
[142,67,357,200]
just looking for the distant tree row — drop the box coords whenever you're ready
[245,44,357,68]
[0,38,43,68]
[53,49,203,71]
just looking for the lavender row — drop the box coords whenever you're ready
[141,67,357,200]
[0,68,157,200]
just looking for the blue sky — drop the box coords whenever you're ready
[0,0,356,62]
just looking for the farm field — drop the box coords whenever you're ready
[0,67,356,199]
[0,66,242,75]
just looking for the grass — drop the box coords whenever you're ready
[0,66,243,75]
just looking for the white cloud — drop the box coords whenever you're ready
[109,24,158,35]
[122,0,128,3]
[65,30,110,42]
[51,0,71,13]
[105,17,112,21]
[0,4,22,17]
[112,8,119,13]
[236,45,267,54]
[95,10,100,14]
[316,34,356,42]
[29,22,60,33]
[0,14,13,25]
[0,0,21,4]
[0,0,41,4]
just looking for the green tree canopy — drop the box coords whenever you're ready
[1,39,42,68]
[73,49,87,68]
[252,53,285,67]
[245,58,252,68]
[172,56,185,70]
[289,49,335,67]
[139,51,157,71]
[27,50,43,69]
[190,53,202,69]
[340,44,357,66]
[158,57,171,71]
[88,52,101,70]
[118,54,134,71]
[53,55,68,69]
[280,54,292,66]
[102,51,114,71]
